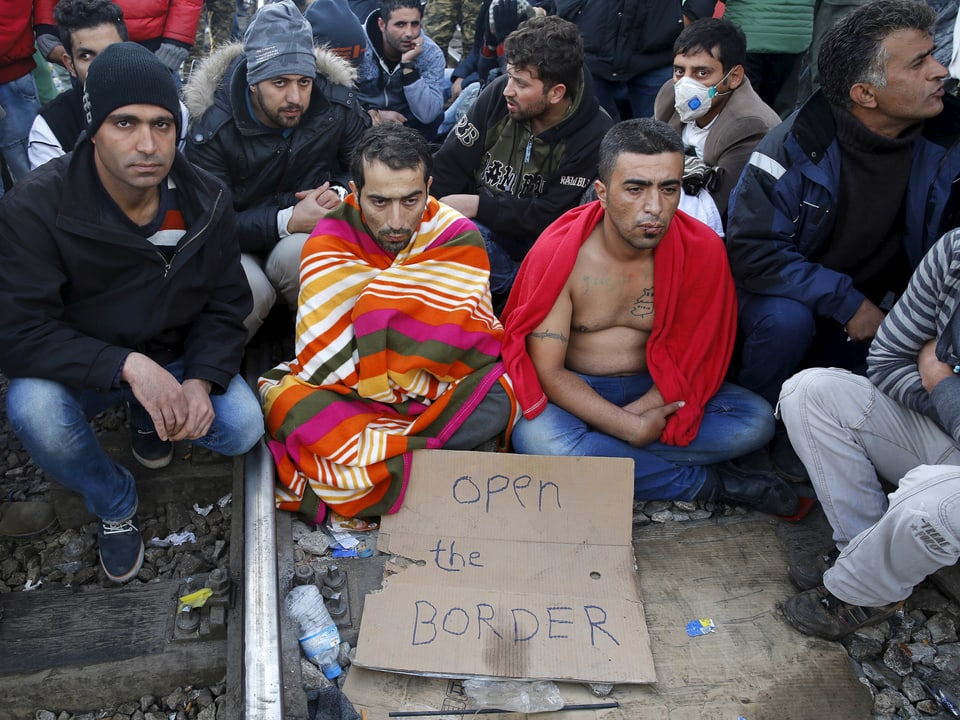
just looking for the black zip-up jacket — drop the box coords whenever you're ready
[0,140,251,394]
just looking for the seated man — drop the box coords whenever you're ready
[356,0,446,139]
[432,15,612,303]
[726,0,960,411]
[0,43,263,583]
[778,225,960,641]
[28,0,189,169]
[259,124,516,522]
[501,118,797,515]
[185,0,369,338]
[653,17,781,233]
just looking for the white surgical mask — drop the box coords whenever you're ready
[673,70,732,123]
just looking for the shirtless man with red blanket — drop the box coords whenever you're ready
[500,118,797,515]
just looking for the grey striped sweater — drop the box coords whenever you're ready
[868,227,960,442]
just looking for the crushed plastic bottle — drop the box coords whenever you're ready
[285,584,342,680]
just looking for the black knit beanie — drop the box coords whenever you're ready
[82,42,181,137]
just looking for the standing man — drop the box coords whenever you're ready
[653,17,780,228]
[185,0,369,338]
[0,43,263,583]
[259,125,515,522]
[0,0,42,196]
[778,225,960,640]
[501,119,797,515]
[356,0,446,139]
[432,15,612,304]
[422,0,483,67]
[726,0,960,457]
[539,0,717,121]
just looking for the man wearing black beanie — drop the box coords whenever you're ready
[0,41,264,584]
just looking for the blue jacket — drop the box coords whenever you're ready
[727,91,960,325]
[356,9,445,127]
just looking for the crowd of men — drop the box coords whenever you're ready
[0,0,959,650]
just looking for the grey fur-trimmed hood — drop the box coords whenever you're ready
[183,41,358,119]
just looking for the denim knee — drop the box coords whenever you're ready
[202,376,264,456]
[7,378,85,461]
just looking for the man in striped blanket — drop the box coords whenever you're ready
[777,226,960,642]
[259,124,516,522]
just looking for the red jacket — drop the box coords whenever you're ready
[35,0,202,48]
[501,201,737,447]
[0,1,37,84]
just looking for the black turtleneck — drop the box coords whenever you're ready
[812,105,921,308]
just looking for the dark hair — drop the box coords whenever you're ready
[818,0,936,108]
[503,15,583,98]
[54,0,128,55]
[379,0,422,23]
[673,17,747,73]
[350,124,432,190]
[597,119,683,184]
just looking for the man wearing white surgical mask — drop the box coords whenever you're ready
[654,18,780,229]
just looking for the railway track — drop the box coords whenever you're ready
[0,343,362,720]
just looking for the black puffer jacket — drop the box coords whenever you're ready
[542,0,716,80]
[184,43,370,254]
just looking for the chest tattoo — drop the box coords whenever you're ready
[631,287,654,318]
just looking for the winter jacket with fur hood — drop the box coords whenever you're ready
[184,43,371,254]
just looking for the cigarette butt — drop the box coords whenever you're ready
[361,710,369,720]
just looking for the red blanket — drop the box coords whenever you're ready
[501,201,737,446]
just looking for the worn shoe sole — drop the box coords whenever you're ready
[100,539,145,583]
[131,437,174,470]
[784,587,903,641]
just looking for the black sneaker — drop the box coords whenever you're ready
[788,547,839,591]
[710,461,800,516]
[130,425,173,469]
[784,585,903,641]
[98,513,144,583]
[772,425,809,483]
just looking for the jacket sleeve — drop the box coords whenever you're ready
[725,131,864,324]
[867,229,960,440]
[185,132,281,254]
[0,190,130,390]
[162,0,205,46]
[682,0,717,21]
[181,202,252,392]
[404,41,445,124]
[431,84,494,196]
[708,119,773,218]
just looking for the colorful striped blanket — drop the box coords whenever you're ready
[259,195,513,521]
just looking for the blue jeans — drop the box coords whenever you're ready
[474,221,523,299]
[6,359,264,522]
[738,292,869,406]
[0,72,40,195]
[511,373,775,501]
[592,65,672,121]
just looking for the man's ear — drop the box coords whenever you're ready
[63,52,78,79]
[849,82,879,109]
[349,180,359,202]
[726,64,745,90]
[547,82,568,106]
[378,16,386,34]
[426,175,433,195]
[594,178,607,206]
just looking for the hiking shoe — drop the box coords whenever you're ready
[130,425,173,469]
[98,513,144,583]
[0,501,59,539]
[788,547,839,591]
[712,461,800,516]
[784,585,903,641]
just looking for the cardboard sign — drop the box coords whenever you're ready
[353,450,655,684]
